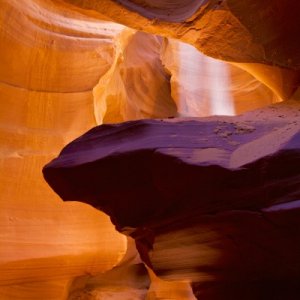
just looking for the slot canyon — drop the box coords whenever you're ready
[1,0,300,299]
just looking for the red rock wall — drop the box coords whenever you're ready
[1,0,300,299]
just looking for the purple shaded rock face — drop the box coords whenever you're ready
[44,101,300,299]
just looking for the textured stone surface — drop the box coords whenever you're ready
[161,39,279,116]
[93,29,177,124]
[44,100,300,299]
[0,1,128,298]
[2,0,300,298]
[60,0,300,68]
[60,0,300,99]
[68,238,150,300]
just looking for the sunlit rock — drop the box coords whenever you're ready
[59,0,300,68]
[61,0,300,99]
[68,238,150,300]
[2,0,300,299]
[0,0,127,298]
[161,39,280,116]
[44,100,300,299]
[93,29,176,123]
[146,269,197,300]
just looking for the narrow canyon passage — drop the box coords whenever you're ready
[1,0,300,299]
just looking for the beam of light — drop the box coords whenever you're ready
[176,41,235,117]
[205,56,235,116]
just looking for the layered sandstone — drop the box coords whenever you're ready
[44,101,300,299]
[1,0,300,299]
[0,0,127,298]
[60,0,300,99]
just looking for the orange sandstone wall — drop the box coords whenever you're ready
[1,0,300,299]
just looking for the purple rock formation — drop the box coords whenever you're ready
[44,101,300,299]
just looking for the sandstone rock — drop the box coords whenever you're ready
[161,39,280,116]
[60,0,300,99]
[2,0,300,298]
[146,269,197,300]
[44,100,300,299]
[93,29,177,124]
[68,238,150,300]
[60,0,300,68]
[0,1,127,298]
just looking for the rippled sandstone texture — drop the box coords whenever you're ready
[44,101,300,299]
[60,0,300,99]
[0,1,130,299]
[1,0,300,299]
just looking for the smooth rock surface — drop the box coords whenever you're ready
[68,238,150,300]
[161,39,280,116]
[60,0,300,99]
[0,1,127,298]
[60,0,300,68]
[2,0,300,298]
[44,100,300,299]
[93,29,177,124]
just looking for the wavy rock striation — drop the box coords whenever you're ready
[161,39,280,116]
[0,0,127,298]
[61,0,300,99]
[2,0,300,298]
[93,29,177,124]
[60,0,300,68]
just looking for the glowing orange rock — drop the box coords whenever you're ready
[0,0,126,298]
[2,0,300,299]
[60,0,300,99]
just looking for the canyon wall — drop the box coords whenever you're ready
[1,0,300,299]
